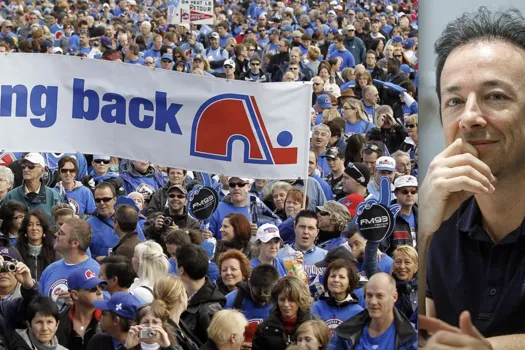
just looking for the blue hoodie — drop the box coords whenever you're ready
[312,293,364,333]
[311,174,334,201]
[119,165,165,195]
[55,181,96,215]
[87,215,146,258]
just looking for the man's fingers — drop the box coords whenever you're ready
[435,138,479,160]
[425,330,483,348]
[438,154,496,184]
[433,176,494,196]
[459,311,487,342]
[419,315,461,335]
[436,165,495,192]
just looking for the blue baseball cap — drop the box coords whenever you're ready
[100,36,112,49]
[68,268,107,291]
[400,64,415,73]
[391,36,403,44]
[115,196,140,212]
[161,53,173,62]
[93,292,142,320]
[403,38,415,49]
[316,94,332,109]
[282,25,293,32]
[268,28,281,35]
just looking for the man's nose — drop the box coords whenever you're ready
[458,93,488,131]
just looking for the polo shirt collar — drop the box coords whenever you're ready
[292,243,316,254]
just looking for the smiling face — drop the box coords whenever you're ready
[27,215,44,245]
[327,267,350,298]
[168,190,186,212]
[392,250,417,282]
[365,276,397,320]
[220,218,235,242]
[221,258,243,290]
[60,161,76,186]
[440,41,525,177]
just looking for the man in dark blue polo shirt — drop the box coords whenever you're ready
[419,7,525,349]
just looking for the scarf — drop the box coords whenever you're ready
[28,243,43,257]
[280,315,297,335]
[24,329,61,350]
[140,342,160,350]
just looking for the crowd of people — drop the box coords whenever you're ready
[0,0,419,349]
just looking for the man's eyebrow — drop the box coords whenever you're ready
[441,79,515,95]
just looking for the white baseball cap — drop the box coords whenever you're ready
[23,153,46,167]
[227,176,252,184]
[375,156,396,172]
[394,175,418,189]
[256,224,282,243]
[223,59,236,68]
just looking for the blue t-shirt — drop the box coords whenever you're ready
[39,258,100,312]
[250,257,288,277]
[356,322,396,350]
[57,185,96,215]
[125,57,145,65]
[345,120,373,135]
[400,212,416,245]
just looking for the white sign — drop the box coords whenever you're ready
[169,0,214,25]
[0,54,311,180]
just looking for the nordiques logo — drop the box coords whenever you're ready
[190,94,298,164]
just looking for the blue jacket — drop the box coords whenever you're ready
[87,214,146,258]
[311,174,334,201]
[250,257,287,277]
[328,308,417,350]
[119,166,165,196]
[4,184,64,222]
[55,181,96,215]
[277,217,296,245]
[312,293,364,333]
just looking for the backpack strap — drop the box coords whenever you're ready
[233,288,245,310]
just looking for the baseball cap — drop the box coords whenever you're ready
[68,268,107,291]
[210,32,219,39]
[322,147,344,160]
[256,224,282,243]
[268,28,281,35]
[100,36,112,49]
[292,30,303,38]
[327,10,336,16]
[93,292,142,320]
[115,196,139,212]
[345,24,355,31]
[316,201,351,222]
[391,36,403,44]
[341,193,365,217]
[316,94,332,109]
[161,53,173,62]
[282,25,293,32]
[93,155,111,161]
[314,245,357,267]
[334,5,343,10]
[52,47,63,54]
[40,40,53,53]
[128,0,136,5]
[227,176,251,184]
[168,184,188,195]
[344,162,370,187]
[400,64,415,73]
[0,246,19,261]
[193,54,204,61]
[376,156,396,172]
[250,55,262,63]
[404,38,415,49]
[223,58,236,68]
[394,175,418,189]
[22,153,45,167]
[347,10,355,15]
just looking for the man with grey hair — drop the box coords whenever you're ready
[0,166,14,205]
[329,272,417,349]
[311,124,331,177]
[392,150,412,176]
[361,85,380,121]
[420,7,525,348]
[372,105,407,154]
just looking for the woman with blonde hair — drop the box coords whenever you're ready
[321,108,341,124]
[154,275,201,349]
[341,98,373,135]
[305,46,321,77]
[253,276,316,350]
[130,240,170,303]
[294,320,331,350]
[200,310,248,350]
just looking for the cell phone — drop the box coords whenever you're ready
[139,328,156,339]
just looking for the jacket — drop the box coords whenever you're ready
[312,293,364,331]
[81,171,126,197]
[366,124,408,155]
[56,306,101,350]
[113,231,142,260]
[214,239,255,265]
[144,182,171,218]
[167,318,202,350]
[252,306,317,350]
[181,278,226,344]
[343,37,366,65]
[382,204,418,256]
[3,183,63,222]
[22,250,61,282]
[199,340,219,350]
[239,70,270,83]
[119,165,165,196]
[9,329,67,350]
[328,308,417,350]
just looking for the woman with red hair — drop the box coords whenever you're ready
[214,213,255,264]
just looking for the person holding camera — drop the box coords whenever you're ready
[143,185,199,255]
[0,246,29,300]
[122,300,179,350]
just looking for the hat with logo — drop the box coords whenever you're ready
[0,246,19,261]
[93,155,111,161]
[210,32,220,39]
[391,36,403,44]
[22,153,46,167]
[316,94,332,109]
[193,54,204,61]
[68,268,107,291]
[394,175,418,189]
[344,162,371,187]
[227,176,251,184]
[93,292,142,320]
[322,147,344,160]
[314,245,357,267]
[282,25,293,32]
[316,201,351,222]
[168,184,188,195]
[341,193,365,217]
[404,38,415,49]
[256,224,282,243]
[223,58,236,68]
[375,156,396,172]
[161,53,173,62]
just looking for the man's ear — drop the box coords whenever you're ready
[26,321,31,330]
[70,290,79,302]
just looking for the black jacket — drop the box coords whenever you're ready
[199,339,219,350]
[239,70,270,83]
[81,174,125,197]
[144,182,171,219]
[366,124,408,155]
[381,203,418,255]
[181,278,226,345]
[167,318,202,350]
[252,306,317,350]
[56,306,100,350]
[213,239,254,265]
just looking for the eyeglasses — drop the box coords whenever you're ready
[251,62,260,66]
[313,82,322,86]
[145,61,155,65]
[400,189,417,195]
[95,197,115,203]
[169,194,186,199]
[229,182,246,188]
[364,144,380,151]
[405,124,416,128]
[394,55,402,58]
[60,168,76,174]
[94,159,110,164]
[21,163,37,170]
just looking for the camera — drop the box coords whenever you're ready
[139,328,156,339]
[0,260,17,273]
[163,217,173,226]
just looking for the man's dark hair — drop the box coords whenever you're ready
[94,181,117,197]
[114,204,138,232]
[334,34,344,42]
[435,7,525,104]
[366,49,377,58]
[325,119,345,139]
[100,255,137,288]
[25,296,59,323]
[294,210,318,228]
[175,244,209,280]
[109,311,135,331]
[387,57,400,70]
[160,45,171,55]
[164,229,192,246]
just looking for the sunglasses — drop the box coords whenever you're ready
[60,168,76,174]
[394,55,402,58]
[400,189,417,195]
[364,144,380,151]
[21,163,37,170]
[229,182,246,188]
[313,83,322,86]
[169,194,186,199]
[343,106,356,111]
[94,159,110,164]
[317,210,330,216]
[248,48,255,51]
[405,124,416,128]
[145,61,155,64]
[251,62,260,66]
[161,59,172,63]
[224,65,234,69]
[289,67,299,71]
[95,197,114,203]
[78,284,107,293]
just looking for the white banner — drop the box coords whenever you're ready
[168,0,214,25]
[0,54,311,180]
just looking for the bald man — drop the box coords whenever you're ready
[328,273,417,350]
